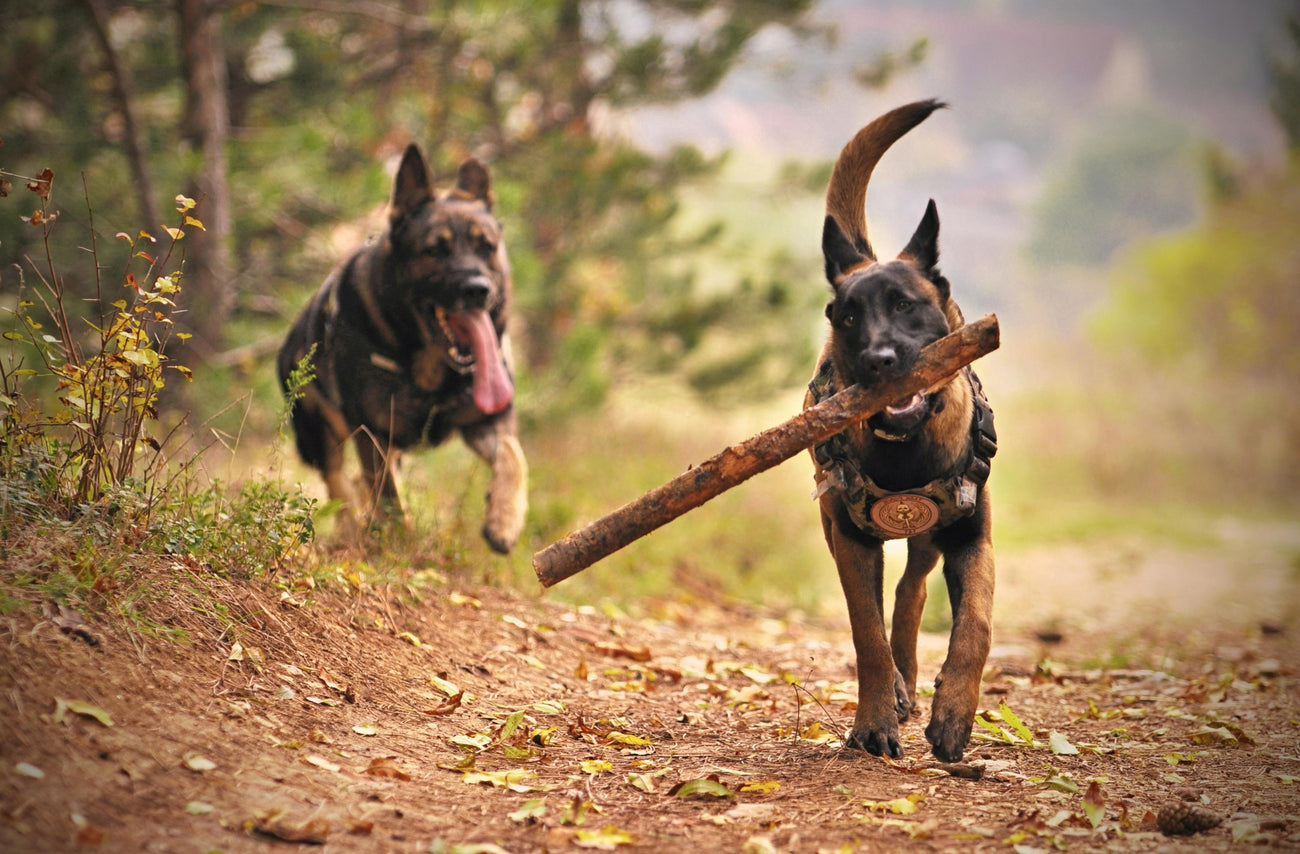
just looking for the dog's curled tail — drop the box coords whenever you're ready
[825,99,946,262]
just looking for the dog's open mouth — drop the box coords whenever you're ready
[869,391,930,439]
[885,392,926,418]
[440,309,514,415]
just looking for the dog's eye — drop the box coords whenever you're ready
[839,308,858,328]
[427,236,451,258]
[474,236,496,258]
[894,299,912,313]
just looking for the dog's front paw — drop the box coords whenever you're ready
[925,706,975,762]
[482,434,527,554]
[893,668,915,723]
[845,718,903,758]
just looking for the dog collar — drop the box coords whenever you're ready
[808,359,997,540]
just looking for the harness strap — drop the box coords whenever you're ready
[809,359,996,540]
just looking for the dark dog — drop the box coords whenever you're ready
[277,144,527,553]
[807,100,997,762]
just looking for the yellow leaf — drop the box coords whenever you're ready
[53,698,113,727]
[573,825,636,850]
[581,759,613,776]
[863,793,923,815]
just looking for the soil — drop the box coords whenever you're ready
[1,535,1298,854]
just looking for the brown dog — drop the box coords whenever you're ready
[808,100,997,762]
[277,144,527,552]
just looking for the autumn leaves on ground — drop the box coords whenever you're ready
[2,528,1298,854]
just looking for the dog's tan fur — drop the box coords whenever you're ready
[809,100,995,762]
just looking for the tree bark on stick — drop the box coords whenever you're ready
[533,313,1000,587]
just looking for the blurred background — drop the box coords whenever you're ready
[3,0,1297,649]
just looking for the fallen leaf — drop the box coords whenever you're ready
[738,781,781,794]
[429,674,461,696]
[603,731,652,747]
[573,824,635,849]
[670,778,733,799]
[589,641,652,662]
[1048,731,1079,755]
[581,759,613,776]
[14,762,44,779]
[184,756,216,772]
[303,754,341,773]
[448,591,481,609]
[509,798,547,823]
[425,692,464,716]
[363,756,411,781]
[53,698,113,727]
[451,733,494,751]
[185,802,215,815]
[862,793,923,815]
[397,631,422,647]
[1082,781,1106,829]
[352,724,378,736]
[1190,724,1238,747]
[463,768,540,792]
[252,810,329,844]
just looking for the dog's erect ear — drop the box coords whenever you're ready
[392,144,434,219]
[900,198,940,274]
[823,215,868,286]
[455,157,494,210]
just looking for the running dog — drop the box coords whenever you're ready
[808,100,997,762]
[277,144,527,553]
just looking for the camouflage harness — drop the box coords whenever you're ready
[809,360,997,540]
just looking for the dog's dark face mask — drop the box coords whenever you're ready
[823,201,952,439]
[388,149,514,415]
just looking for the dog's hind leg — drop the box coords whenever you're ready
[296,387,363,539]
[354,431,408,528]
[463,419,527,554]
[891,536,942,722]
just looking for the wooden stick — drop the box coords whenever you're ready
[533,314,1000,587]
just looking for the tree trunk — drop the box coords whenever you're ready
[78,0,162,234]
[174,0,233,370]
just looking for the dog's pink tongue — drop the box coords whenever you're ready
[451,311,513,414]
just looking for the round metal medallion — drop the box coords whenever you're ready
[869,494,940,538]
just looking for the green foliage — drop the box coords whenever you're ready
[1085,158,1300,498]
[0,0,821,426]
[1,177,196,517]
[0,175,314,618]
[1026,107,1199,267]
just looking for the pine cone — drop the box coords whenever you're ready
[1157,799,1223,836]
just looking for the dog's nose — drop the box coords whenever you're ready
[458,277,491,308]
[863,346,898,376]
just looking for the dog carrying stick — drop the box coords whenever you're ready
[533,314,1000,587]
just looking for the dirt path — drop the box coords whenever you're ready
[1,538,1298,853]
